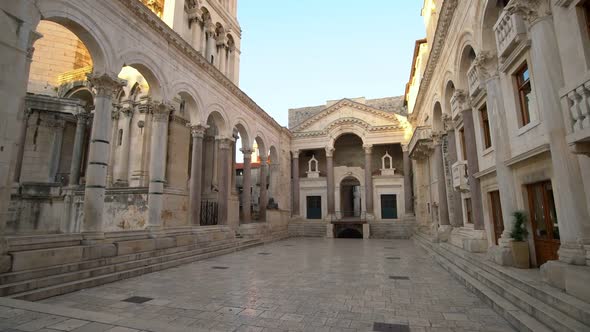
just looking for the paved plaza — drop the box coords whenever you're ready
[13,238,514,332]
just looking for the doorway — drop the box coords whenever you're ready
[380,194,398,219]
[340,176,361,218]
[306,196,322,219]
[527,181,560,266]
[489,190,504,245]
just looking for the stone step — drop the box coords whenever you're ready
[438,241,590,326]
[0,238,236,285]
[414,235,551,332]
[415,235,590,332]
[0,240,239,297]
[7,240,260,301]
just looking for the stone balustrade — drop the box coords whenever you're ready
[493,10,527,61]
[467,63,481,97]
[408,126,433,160]
[452,160,469,193]
[562,76,590,155]
[450,90,467,121]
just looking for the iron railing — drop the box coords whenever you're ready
[200,201,219,226]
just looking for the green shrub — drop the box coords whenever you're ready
[510,211,528,242]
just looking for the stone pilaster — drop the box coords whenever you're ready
[147,102,172,237]
[68,110,90,187]
[13,108,33,184]
[461,109,485,231]
[434,135,450,227]
[326,147,335,218]
[106,107,120,186]
[445,126,464,227]
[241,148,253,222]
[189,124,206,226]
[218,138,233,226]
[292,150,300,217]
[82,73,125,242]
[364,145,374,216]
[114,108,133,185]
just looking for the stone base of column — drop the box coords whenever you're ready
[449,227,488,253]
[436,225,453,242]
[324,214,334,222]
[362,224,370,239]
[541,260,590,303]
[147,225,166,238]
[365,213,376,222]
[488,245,514,266]
[81,232,106,245]
[326,224,334,238]
[0,255,11,273]
[558,242,587,265]
[112,180,129,188]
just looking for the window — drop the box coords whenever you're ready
[480,105,492,149]
[459,127,467,160]
[465,198,473,224]
[514,63,532,126]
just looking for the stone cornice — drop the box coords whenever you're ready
[292,99,404,132]
[409,0,458,123]
[117,0,280,131]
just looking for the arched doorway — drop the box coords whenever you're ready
[340,176,361,219]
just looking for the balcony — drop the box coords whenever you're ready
[452,160,469,192]
[562,78,590,155]
[467,63,482,97]
[408,126,433,160]
[450,90,467,120]
[494,10,527,61]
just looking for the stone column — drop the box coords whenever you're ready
[402,147,414,216]
[218,138,232,225]
[211,138,219,190]
[189,125,206,226]
[259,155,268,221]
[68,110,89,186]
[231,134,237,192]
[191,16,203,53]
[326,147,335,218]
[434,136,450,226]
[82,73,125,241]
[113,108,132,185]
[13,108,33,184]
[508,1,590,264]
[461,109,485,230]
[48,119,66,183]
[147,102,172,237]
[218,44,227,74]
[292,150,300,217]
[106,108,119,186]
[205,23,216,64]
[241,148,253,222]
[200,21,207,54]
[445,127,464,227]
[364,145,374,216]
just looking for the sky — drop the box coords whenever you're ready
[237,1,426,127]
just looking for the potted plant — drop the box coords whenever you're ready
[510,211,530,269]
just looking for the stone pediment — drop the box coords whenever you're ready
[292,99,405,133]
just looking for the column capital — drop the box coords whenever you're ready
[506,0,552,24]
[325,146,334,157]
[363,144,373,154]
[75,110,90,124]
[188,124,207,138]
[240,148,254,156]
[291,150,300,158]
[151,101,173,122]
[121,107,133,118]
[218,137,233,150]
[87,72,126,99]
[26,30,43,61]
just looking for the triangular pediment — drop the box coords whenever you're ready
[292,98,405,133]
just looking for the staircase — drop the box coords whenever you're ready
[288,221,326,237]
[0,236,263,302]
[414,233,590,332]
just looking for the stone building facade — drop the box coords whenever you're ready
[406,0,590,303]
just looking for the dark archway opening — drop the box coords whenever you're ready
[337,228,363,239]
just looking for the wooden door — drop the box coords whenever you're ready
[381,194,397,219]
[489,191,504,245]
[527,181,560,266]
[306,196,322,220]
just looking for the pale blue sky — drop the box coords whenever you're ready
[238,1,425,127]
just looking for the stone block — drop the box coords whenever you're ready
[487,245,514,266]
[116,239,156,256]
[155,237,176,250]
[0,255,11,273]
[175,235,195,247]
[82,244,117,260]
[463,239,488,253]
[540,260,566,290]
[363,224,370,239]
[565,264,590,303]
[10,246,83,271]
[326,224,334,238]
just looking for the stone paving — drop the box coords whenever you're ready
[28,238,515,332]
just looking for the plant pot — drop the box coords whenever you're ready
[511,241,530,269]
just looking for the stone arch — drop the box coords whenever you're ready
[204,104,229,136]
[170,81,204,125]
[444,80,456,115]
[479,0,509,53]
[36,1,114,74]
[62,84,94,107]
[326,123,367,149]
[232,118,252,150]
[433,102,444,133]
[254,133,267,159]
[456,41,478,90]
[116,50,167,101]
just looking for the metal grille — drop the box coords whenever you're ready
[200,201,219,226]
